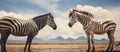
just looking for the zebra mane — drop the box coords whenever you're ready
[32,13,50,30]
[33,13,50,19]
[73,9,94,18]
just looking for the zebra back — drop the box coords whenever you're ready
[0,16,38,36]
[73,9,94,18]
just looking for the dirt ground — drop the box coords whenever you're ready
[0,43,120,52]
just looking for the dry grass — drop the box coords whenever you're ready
[0,43,120,52]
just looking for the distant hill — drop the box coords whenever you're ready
[6,36,108,43]
[50,36,65,41]
[33,37,41,41]
[7,37,42,43]
[95,38,108,42]
[50,36,108,42]
[76,36,87,40]
[66,37,75,41]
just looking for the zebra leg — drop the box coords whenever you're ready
[1,31,10,52]
[28,36,34,52]
[86,32,91,52]
[24,36,29,52]
[90,32,95,52]
[106,31,112,52]
[109,30,115,52]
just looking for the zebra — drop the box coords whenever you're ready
[68,9,116,52]
[0,13,57,52]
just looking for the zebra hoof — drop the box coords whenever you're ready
[92,49,95,52]
[87,50,90,52]
[87,49,90,52]
[106,48,110,52]
[28,49,31,52]
[109,50,113,52]
[106,50,109,52]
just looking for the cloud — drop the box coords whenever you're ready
[28,0,59,12]
[27,0,67,19]
[76,5,110,19]
[0,10,27,19]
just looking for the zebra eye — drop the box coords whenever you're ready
[71,17,73,18]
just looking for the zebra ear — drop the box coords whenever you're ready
[51,12,54,15]
[73,9,77,11]
[69,8,73,12]
[49,12,54,15]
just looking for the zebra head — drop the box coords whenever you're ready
[68,9,78,27]
[46,13,57,30]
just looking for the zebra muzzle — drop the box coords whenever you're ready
[68,23,72,27]
[53,25,57,30]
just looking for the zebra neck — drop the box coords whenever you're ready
[37,21,46,30]
[33,17,47,30]
[77,16,91,26]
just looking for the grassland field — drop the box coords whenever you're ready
[0,42,120,52]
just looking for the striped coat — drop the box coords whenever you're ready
[68,9,116,52]
[83,18,116,34]
[0,13,57,52]
[0,16,38,36]
[72,10,116,34]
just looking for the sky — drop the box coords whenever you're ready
[0,0,120,41]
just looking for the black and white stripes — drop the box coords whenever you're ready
[68,9,116,52]
[0,13,57,52]
[0,16,38,36]
[69,9,116,34]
